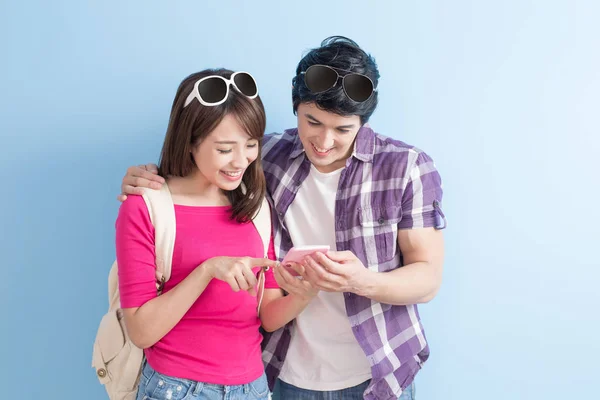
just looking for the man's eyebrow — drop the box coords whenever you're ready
[306,113,355,129]
[306,113,321,123]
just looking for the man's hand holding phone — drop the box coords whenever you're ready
[280,245,330,277]
[302,250,372,295]
[272,246,329,301]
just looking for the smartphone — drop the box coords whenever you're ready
[281,245,330,276]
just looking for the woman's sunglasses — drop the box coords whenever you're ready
[184,71,258,108]
[299,64,377,103]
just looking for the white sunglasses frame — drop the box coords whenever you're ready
[184,71,259,108]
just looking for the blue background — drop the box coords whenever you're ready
[1,1,598,399]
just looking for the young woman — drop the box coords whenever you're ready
[116,69,317,400]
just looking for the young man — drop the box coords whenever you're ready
[118,36,446,400]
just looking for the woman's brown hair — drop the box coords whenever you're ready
[158,69,267,223]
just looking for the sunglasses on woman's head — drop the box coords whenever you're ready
[184,71,258,108]
[299,64,377,103]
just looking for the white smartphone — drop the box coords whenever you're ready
[281,245,330,276]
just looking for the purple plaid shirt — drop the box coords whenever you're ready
[260,125,446,400]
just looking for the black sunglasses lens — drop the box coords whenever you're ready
[305,66,338,93]
[233,73,258,97]
[198,78,228,103]
[343,74,374,102]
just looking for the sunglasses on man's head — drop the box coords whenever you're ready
[299,64,377,103]
[184,71,258,108]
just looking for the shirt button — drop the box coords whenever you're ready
[378,217,385,224]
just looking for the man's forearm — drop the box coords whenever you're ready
[357,261,442,305]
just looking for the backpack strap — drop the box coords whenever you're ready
[141,183,176,292]
[252,197,272,258]
[239,182,272,258]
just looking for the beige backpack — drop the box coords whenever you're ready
[91,183,272,400]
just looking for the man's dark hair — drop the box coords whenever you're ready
[292,36,380,124]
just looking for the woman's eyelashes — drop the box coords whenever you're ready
[217,143,257,154]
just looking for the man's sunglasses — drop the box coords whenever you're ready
[184,71,258,108]
[299,64,377,103]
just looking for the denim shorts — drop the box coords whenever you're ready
[136,361,270,400]
[273,378,415,400]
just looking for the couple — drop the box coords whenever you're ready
[115,36,446,400]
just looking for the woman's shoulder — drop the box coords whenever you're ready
[116,194,152,228]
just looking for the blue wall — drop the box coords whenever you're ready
[1,1,598,398]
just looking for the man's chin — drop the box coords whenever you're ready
[306,153,332,166]
[306,155,348,173]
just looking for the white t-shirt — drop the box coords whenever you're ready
[278,164,372,390]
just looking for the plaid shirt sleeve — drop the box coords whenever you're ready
[398,151,446,230]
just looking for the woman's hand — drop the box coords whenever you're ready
[273,262,319,301]
[202,256,278,295]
